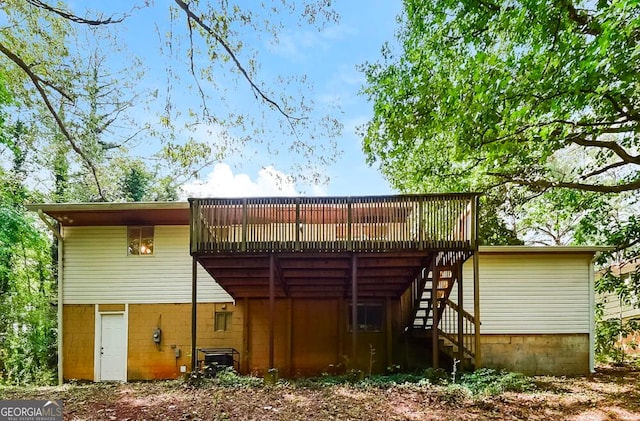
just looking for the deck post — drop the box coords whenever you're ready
[286,297,293,376]
[418,198,424,250]
[269,253,275,369]
[473,250,481,367]
[347,199,353,251]
[241,198,248,252]
[243,297,250,373]
[191,256,197,372]
[431,261,439,369]
[386,296,393,369]
[472,196,481,367]
[337,299,344,366]
[295,199,301,251]
[351,253,358,367]
[457,260,464,362]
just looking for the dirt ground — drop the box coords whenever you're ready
[1,366,640,420]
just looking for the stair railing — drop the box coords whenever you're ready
[439,299,476,361]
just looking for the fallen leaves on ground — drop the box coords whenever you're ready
[1,366,639,420]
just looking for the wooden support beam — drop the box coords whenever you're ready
[269,253,275,369]
[243,297,250,373]
[337,298,344,367]
[351,253,358,367]
[431,261,439,369]
[473,250,481,368]
[191,257,197,372]
[457,261,464,362]
[286,297,293,376]
[386,296,393,370]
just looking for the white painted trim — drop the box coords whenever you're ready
[124,303,129,381]
[93,305,100,381]
[94,306,128,382]
[57,227,64,385]
[479,245,612,253]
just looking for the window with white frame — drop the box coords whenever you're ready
[127,226,154,255]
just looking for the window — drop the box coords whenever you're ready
[215,312,233,331]
[127,226,154,255]
[348,303,383,333]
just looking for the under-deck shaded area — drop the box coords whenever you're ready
[189,195,481,375]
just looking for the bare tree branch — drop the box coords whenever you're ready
[173,0,306,124]
[185,10,210,119]
[0,42,106,200]
[25,0,125,26]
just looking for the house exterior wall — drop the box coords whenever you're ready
[60,222,598,379]
[243,298,389,377]
[63,302,243,381]
[460,252,592,334]
[455,250,594,375]
[63,305,95,380]
[61,225,238,381]
[480,334,589,375]
[599,258,640,322]
[127,302,243,380]
[62,225,232,304]
[601,292,640,321]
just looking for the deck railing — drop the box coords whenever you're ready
[189,194,479,254]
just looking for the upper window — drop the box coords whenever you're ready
[128,226,154,255]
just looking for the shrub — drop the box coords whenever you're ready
[459,368,534,395]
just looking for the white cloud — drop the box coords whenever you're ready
[180,163,300,198]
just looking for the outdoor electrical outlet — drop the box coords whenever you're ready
[180,365,187,373]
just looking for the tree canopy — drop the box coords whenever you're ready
[0,0,341,200]
[0,0,342,384]
[361,0,639,195]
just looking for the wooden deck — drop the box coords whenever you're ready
[189,194,479,255]
[188,195,481,372]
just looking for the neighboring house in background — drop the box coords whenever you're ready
[598,257,640,357]
[28,197,607,383]
[599,257,640,322]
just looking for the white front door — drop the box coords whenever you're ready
[100,313,126,381]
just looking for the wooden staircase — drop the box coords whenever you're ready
[407,251,477,370]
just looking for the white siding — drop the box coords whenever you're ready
[457,252,592,334]
[600,291,640,321]
[63,226,232,304]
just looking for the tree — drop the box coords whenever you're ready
[120,161,152,202]
[361,0,639,196]
[0,79,56,384]
[0,0,342,200]
[360,0,640,357]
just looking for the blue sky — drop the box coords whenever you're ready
[77,1,403,197]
